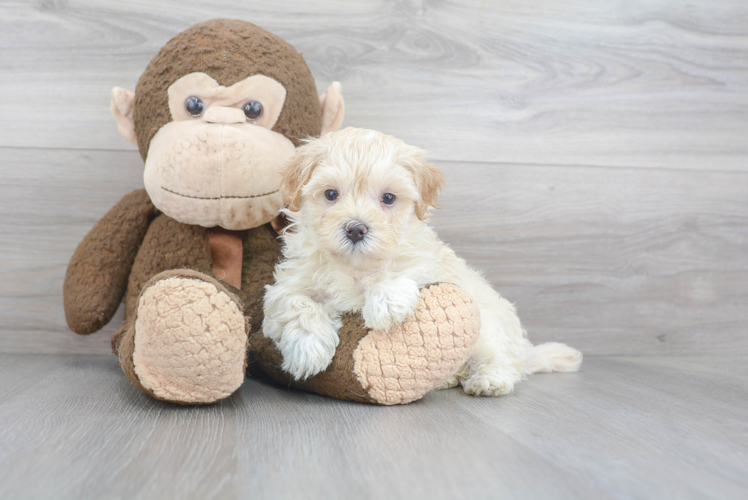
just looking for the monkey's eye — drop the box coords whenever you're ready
[382,193,396,205]
[243,100,263,120]
[325,189,339,201]
[185,96,205,117]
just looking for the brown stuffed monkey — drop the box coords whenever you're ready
[63,19,480,405]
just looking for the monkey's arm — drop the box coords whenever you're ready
[64,189,158,334]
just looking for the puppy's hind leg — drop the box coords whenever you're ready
[461,346,524,396]
[460,294,529,396]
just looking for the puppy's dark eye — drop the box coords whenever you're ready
[382,193,396,205]
[325,189,339,201]
[185,96,205,117]
[243,100,263,120]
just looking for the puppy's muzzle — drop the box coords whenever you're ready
[345,221,368,244]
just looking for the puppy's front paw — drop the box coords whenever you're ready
[362,277,421,331]
[277,313,340,380]
[279,329,337,381]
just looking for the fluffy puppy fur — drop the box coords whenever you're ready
[263,128,582,396]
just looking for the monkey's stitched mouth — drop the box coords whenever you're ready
[161,186,279,200]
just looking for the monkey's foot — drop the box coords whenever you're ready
[352,283,481,404]
[249,282,481,405]
[122,270,248,404]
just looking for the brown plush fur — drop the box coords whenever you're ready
[99,197,279,346]
[64,189,158,334]
[133,19,322,160]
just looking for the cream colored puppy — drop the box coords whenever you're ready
[263,128,582,396]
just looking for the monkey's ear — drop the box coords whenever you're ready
[110,87,137,145]
[281,139,328,211]
[319,82,345,135]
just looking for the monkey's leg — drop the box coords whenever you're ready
[113,269,248,404]
[248,283,481,405]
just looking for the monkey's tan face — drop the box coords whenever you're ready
[143,72,295,230]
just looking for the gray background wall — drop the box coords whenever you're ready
[1,0,746,356]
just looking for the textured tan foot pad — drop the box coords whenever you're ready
[352,283,481,405]
[133,277,247,404]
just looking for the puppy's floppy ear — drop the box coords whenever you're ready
[400,145,445,220]
[281,138,328,211]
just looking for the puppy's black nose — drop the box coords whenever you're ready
[345,222,368,243]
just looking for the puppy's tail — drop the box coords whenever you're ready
[523,342,583,375]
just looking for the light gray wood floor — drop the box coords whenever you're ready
[1,1,747,499]
[0,354,746,500]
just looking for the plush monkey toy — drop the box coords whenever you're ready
[64,19,480,405]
